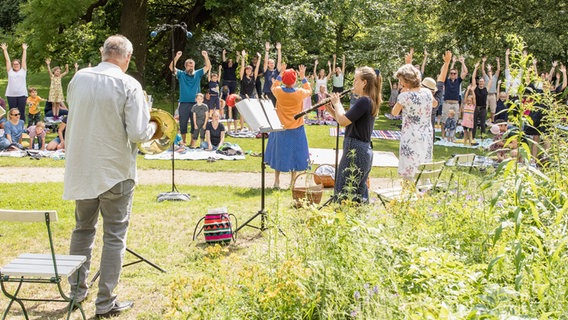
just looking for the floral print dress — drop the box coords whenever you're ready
[397,88,434,180]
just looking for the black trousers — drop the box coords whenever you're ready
[472,106,487,139]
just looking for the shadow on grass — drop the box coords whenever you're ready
[233,186,280,198]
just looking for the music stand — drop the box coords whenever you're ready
[234,98,283,233]
[318,119,342,209]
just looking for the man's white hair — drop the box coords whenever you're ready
[102,35,133,61]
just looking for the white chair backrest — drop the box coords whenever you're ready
[454,153,476,165]
[0,210,58,223]
[415,161,445,185]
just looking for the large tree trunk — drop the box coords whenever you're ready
[120,0,148,85]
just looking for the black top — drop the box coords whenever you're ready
[222,61,237,81]
[345,96,374,143]
[495,99,509,122]
[474,87,488,107]
[206,121,225,147]
[444,77,462,101]
[240,76,257,98]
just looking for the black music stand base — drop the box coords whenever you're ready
[236,209,266,232]
[236,133,268,233]
[157,191,190,202]
[89,248,166,288]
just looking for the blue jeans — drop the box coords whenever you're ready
[334,137,373,203]
[68,179,135,314]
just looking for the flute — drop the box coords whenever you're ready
[293,88,352,120]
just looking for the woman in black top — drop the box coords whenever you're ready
[239,50,261,99]
[472,61,492,139]
[205,111,226,150]
[326,66,382,203]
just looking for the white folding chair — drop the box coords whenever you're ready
[0,209,87,320]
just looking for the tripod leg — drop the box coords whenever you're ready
[89,247,165,287]
[123,248,166,273]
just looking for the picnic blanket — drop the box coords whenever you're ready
[144,147,245,161]
[329,128,402,140]
[384,113,402,120]
[0,149,65,159]
[372,130,401,140]
[434,138,494,149]
[305,119,338,126]
[226,129,259,138]
[309,148,399,167]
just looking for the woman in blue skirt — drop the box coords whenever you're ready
[265,64,312,188]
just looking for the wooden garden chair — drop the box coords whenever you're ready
[0,209,87,320]
[374,160,446,206]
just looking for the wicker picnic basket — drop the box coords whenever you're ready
[313,164,335,188]
[292,172,324,207]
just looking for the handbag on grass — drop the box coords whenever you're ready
[192,207,237,244]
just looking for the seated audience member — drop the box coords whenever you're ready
[489,121,518,162]
[0,96,6,112]
[4,107,26,148]
[46,115,67,150]
[0,117,19,151]
[27,121,47,150]
[203,110,226,150]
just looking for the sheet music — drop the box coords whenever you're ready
[259,99,284,131]
[236,98,283,132]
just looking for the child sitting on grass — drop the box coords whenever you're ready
[27,121,46,150]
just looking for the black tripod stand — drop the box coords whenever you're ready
[151,21,192,202]
[318,120,342,209]
[89,248,166,287]
[234,98,285,235]
[236,130,268,232]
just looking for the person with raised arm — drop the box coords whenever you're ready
[422,50,452,142]
[482,56,501,122]
[221,49,238,94]
[331,54,346,93]
[45,58,70,119]
[314,58,332,93]
[263,42,282,105]
[239,50,261,99]
[471,60,492,139]
[1,43,28,120]
[206,65,222,117]
[441,54,468,126]
[504,48,522,99]
[169,50,211,146]
[392,64,433,182]
[265,63,312,189]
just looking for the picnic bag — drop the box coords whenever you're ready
[192,207,237,244]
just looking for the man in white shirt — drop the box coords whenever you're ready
[64,35,158,319]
